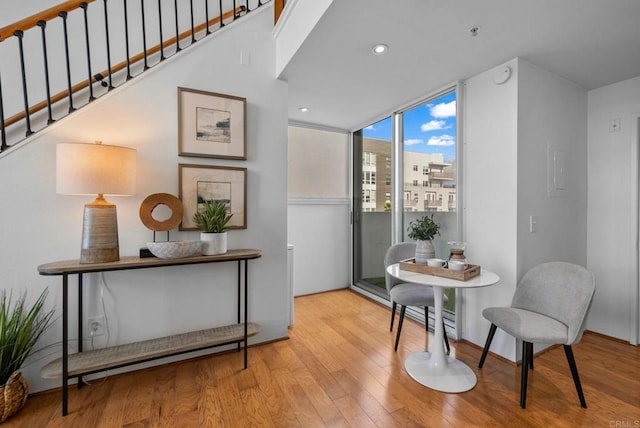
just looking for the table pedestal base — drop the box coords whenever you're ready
[404,351,477,393]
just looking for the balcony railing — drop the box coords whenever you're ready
[430,171,455,180]
[425,199,442,208]
[0,0,270,153]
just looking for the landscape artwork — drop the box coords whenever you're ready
[178,87,246,159]
[196,107,231,144]
[196,180,231,210]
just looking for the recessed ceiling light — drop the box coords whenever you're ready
[372,44,388,55]
[299,107,309,112]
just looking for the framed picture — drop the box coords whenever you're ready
[179,164,247,230]
[178,87,246,160]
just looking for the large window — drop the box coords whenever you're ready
[353,88,459,327]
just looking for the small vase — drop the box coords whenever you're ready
[0,371,28,423]
[415,239,435,265]
[201,232,228,255]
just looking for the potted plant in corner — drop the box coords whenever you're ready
[407,214,440,265]
[192,200,233,255]
[0,288,55,423]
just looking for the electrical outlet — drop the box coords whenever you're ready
[87,316,105,337]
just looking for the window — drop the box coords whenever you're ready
[363,152,376,166]
[354,88,459,333]
[364,171,377,185]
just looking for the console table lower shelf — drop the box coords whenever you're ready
[41,322,260,379]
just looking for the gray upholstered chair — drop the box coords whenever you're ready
[384,242,450,353]
[478,262,595,409]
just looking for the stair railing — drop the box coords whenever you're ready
[0,0,269,153]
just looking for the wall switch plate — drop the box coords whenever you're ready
[529,215,538,233]
[609,118,621,132]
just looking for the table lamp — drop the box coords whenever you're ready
[56,142,137,264]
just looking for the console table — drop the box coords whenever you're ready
[38,249,262,416]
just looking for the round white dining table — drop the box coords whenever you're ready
[386,263,500,393]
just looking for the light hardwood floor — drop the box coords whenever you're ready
[6,289,640,427]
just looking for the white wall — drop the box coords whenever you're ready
[462,58,589,360]
[273,0,334,77]
[461,59,519,360]
[587,75,640,341]
[0,7,289,393]
[288,200,350,295]
[517,59,589,353]
[287,125,350,295]
[517,59,588,274]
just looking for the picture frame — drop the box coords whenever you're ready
[178,87,246,160]
[179,164,247,230]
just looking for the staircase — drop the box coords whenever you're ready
[0,0,274,153]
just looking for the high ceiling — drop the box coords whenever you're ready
[280,0,640,131]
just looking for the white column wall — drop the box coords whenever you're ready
[461,59,519,360]
[0,8,289,393]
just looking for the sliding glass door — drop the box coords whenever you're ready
[353,117,393,298]
[353,88,459,322]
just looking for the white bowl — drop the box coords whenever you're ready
[147,241,203,259]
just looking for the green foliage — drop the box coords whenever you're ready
[192,200,233,233]
[0,289,55,386]
[407,214,440,241]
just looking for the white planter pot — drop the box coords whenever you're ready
[201,232,227,255]
[415,239,435,265]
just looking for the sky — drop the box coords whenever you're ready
[362,91,457,162]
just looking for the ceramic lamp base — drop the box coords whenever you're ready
[80,197,120,264]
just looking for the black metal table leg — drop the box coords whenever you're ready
[237,261,241,352]
[77,273,84,388]
[62,274,68,416]
[244,259,248,369]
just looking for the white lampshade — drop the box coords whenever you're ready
[56,143,136,196]
[56,142,137,264]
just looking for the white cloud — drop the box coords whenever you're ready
[429,100,456,118]
[364,125,375,130]
[421,120,448,132]
[404,139,422,146]
[427,134,455,146]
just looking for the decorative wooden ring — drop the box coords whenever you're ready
[139,193,184,232]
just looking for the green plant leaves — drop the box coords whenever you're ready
[192,200,233,233]
[407,214,440,241]
[0,289,55,386]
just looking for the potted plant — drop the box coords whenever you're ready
[0,288,55,422]
[192,200,233,255]
[407,214,440,264]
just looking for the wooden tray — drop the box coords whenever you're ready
[399,258,481,281]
